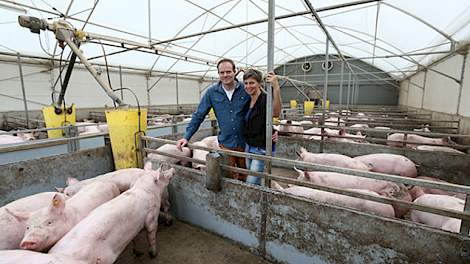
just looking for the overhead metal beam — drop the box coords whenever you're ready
[151,0,382,46]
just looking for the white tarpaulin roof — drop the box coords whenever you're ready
[1,0,470,80]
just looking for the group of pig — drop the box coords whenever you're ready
[275,147,467,233]
[147,136,220,170]
[0,164,175,264]
[75,119,109,135]
[276,119,466,154]
[0,130,36,145]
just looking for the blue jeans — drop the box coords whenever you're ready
[245,144,275,185]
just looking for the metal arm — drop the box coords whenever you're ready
[18,15,126,107]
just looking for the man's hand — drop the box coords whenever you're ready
[176,138,188,151]
[266,71,279,87]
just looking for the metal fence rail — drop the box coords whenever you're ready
[141,136,470,235]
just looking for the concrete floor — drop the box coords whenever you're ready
[115,220,272,264]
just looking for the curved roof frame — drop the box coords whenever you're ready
[1,0,467,84]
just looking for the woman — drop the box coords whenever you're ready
[243,69,282,185]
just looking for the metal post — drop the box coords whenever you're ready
[460,196,470,235]
[265,0,275,185]
[339,60,344,108]
[175,73,180,113]
[206,152,223,192]
[148,0,152,44]
[16,53,30,129]
[64,125,79,153]
[421,69,427,109]
[320,37,330,154]
[119,65,124,100]
[347,72,351,109]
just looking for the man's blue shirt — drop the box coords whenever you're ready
[184,80,250,148]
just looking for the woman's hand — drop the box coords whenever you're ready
[266,71,279,89]
[272,130,279,143]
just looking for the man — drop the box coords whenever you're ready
[176,58,250,181]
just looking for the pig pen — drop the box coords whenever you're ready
[0,129,269,263]
[275,136,470,185]
[2,131,470,263]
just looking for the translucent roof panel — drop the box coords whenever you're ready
[1,0,469,80]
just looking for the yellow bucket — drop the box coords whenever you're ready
[304,101,314,116]
[322,99,330,110]
[208,108,216,120]
[105,108,147,169]
[42,104,76,138]
[290,100,297,109]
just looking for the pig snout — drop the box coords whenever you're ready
[20,240,39,250]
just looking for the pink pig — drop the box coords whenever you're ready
[297,147,371,171]
[0,192,65,250]
[49,164,175,263]
[353,153,418,178]
[19,181,119,251]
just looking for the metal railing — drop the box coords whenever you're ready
[141,136,470,236]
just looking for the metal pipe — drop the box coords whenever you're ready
[150,0,382,46]
[16,53,30,129]
[142,136,470,194]
[119,65,123,100]
[347,72,351,108]
[175,73,179,113]
[63,38,125,106]
[339,61,344,106]
[147,0,151,44]
[372,2,380,65]
[265,0,275,186]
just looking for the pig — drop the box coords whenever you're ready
[324,117,345,127]
[350,124,369,129]
[147,144,192,166]
[49,164,176,263]
[326,128,366,143]
[353,153,418,178]
[272,182,395,218]
[415,145,465,155]
[279,120,304,137]
[62,168,174,226]
[387,133,455,148]
[295,168,412,217]
[0,250,86,264]
[19,181,120,251]
[0,192,64,250]
[408,176,466,200]
[62,168,145,196]
[374,126,390,130]
[297,147,371,171]
[15,132,36,141]
[192,141,209,170]
[299,120,313,126]
[201,136,220,149]
[0,135,27,145]
[303,127,326,140]
[410,194,465,233]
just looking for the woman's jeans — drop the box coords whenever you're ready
[245,144,275,185]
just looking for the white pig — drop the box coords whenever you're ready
[353,153,418,178]
[387,133,455,148]
[272,182,395,218]
[0,250,86,264]
[19,181,120,251]
[192,141,209,170]
[297,147,371,171]
[0,192,64,250]
[148,144,192,166]
[411,194,465,233]
[49,164,176,263]
[201,136,220,149]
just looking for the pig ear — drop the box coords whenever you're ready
[162,168,175,180]
[54,187,64,193]
[4,208,29,222]
[271,181,283,190]
[143,161,153,171]
[66,177,79,186]
[49,194,66,213]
